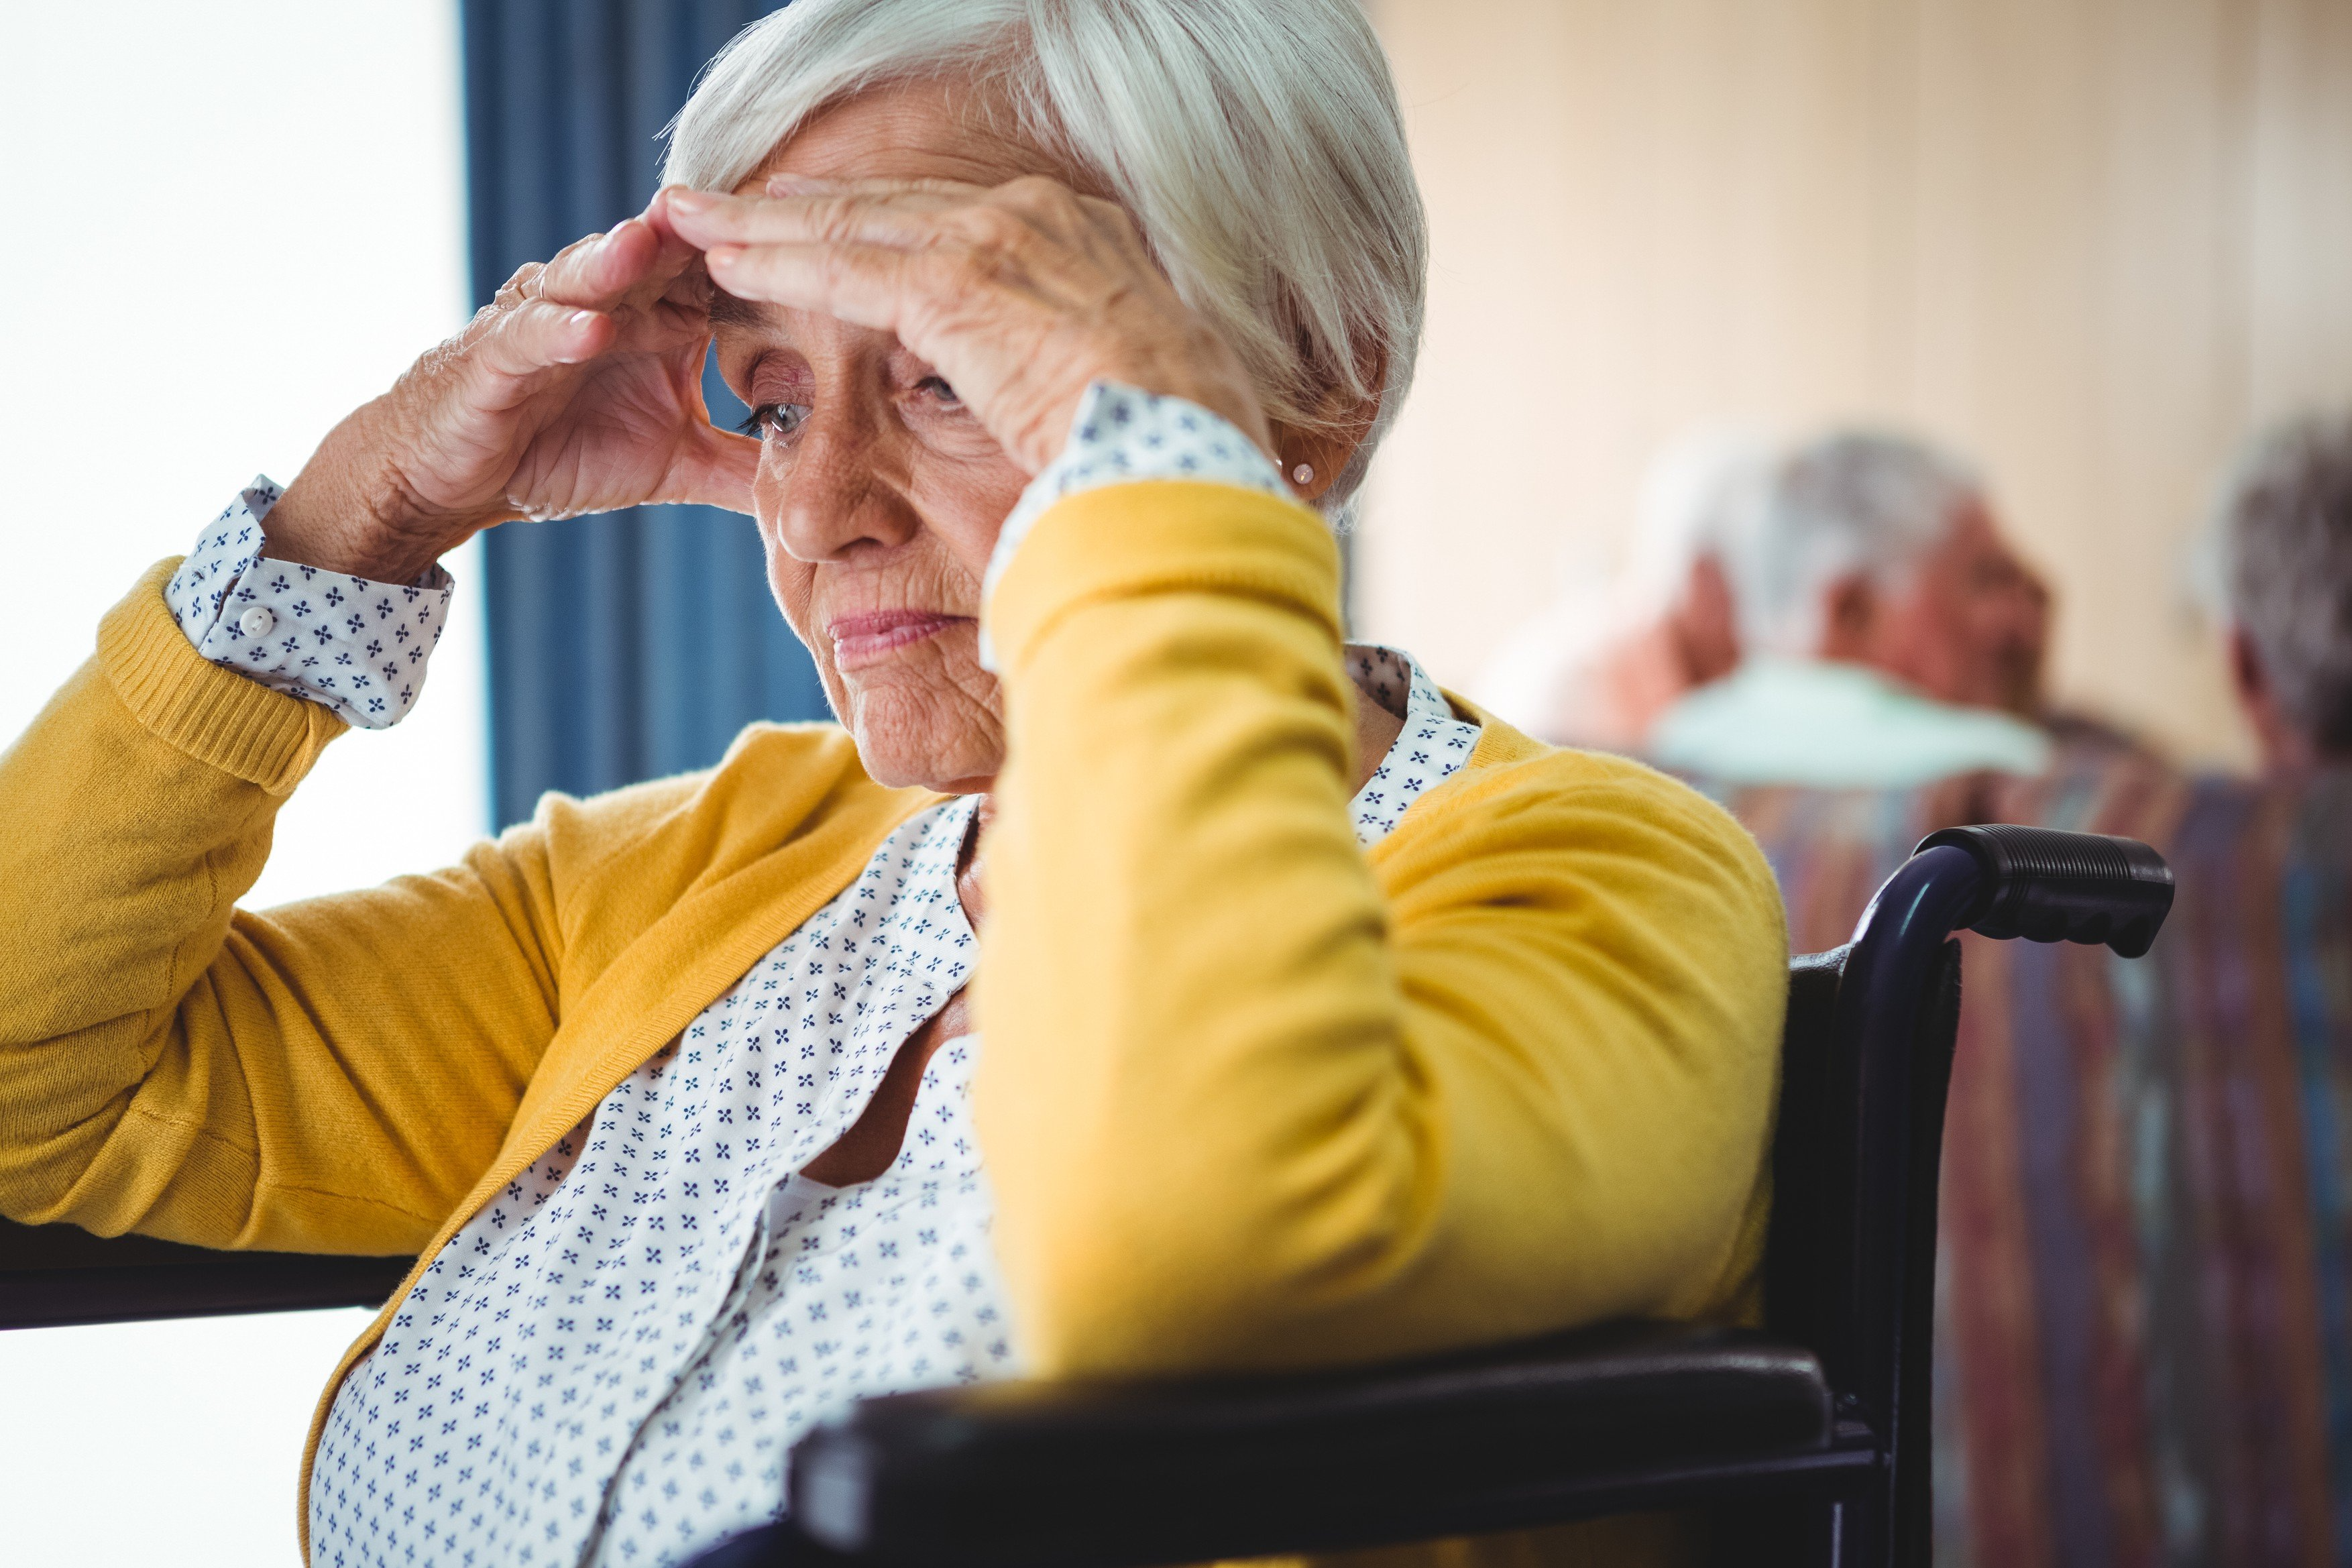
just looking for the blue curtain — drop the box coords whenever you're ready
[461,1,822,830]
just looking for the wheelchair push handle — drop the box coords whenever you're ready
[1912,824,2174,958]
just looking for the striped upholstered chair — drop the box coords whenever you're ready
[1718,757,2352,1567]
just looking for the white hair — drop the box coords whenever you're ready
[1622,427,1773,616]
[1728,429,1982,655]
[663,0,1427,521]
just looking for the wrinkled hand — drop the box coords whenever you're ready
[269,211,761,583]
[660,176,1272,477]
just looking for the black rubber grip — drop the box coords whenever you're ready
[1914,826,2174,958]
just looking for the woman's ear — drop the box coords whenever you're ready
[1272,346,1388,504]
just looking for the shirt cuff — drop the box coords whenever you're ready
[978,383,1290,670]
[163,477,454,730]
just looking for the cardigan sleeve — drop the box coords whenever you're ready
[0,561,564,1255]
[975,484,1789,1376]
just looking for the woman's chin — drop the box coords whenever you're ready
[859,751,999,794]
[846,695,1004,793]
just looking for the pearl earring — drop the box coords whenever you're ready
[1291,462,1315,486]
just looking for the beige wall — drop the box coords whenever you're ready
[1359,0,2352,767]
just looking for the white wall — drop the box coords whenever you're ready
[0,4,475,1563]
[1361,0,2352,769]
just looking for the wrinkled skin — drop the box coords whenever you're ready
[265,76,1390,1181]
[671,82,1286,792]
[270,76,1368,792]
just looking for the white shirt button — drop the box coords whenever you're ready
[237,606,276,639]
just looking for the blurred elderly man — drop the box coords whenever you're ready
[1474,430,1761,752]
[1650,429,2055,787]
[2221,412,2352,775]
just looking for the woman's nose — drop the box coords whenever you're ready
[769,414,921,564]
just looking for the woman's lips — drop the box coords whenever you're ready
[827,610,968,669]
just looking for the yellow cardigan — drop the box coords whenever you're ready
[0,483,1787,1562]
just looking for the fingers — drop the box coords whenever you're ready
[533,217,666,309]
[492,262,545,310]
[767,173,988,199]
[700,239,928,334]
[670,425,763,515]
[455,202,728,405]
[498,211,705,331]
[662,184,964,254]
[467,298,614,392]
[667,182,1044,262]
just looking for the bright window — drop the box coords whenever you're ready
[0,4,475,1563]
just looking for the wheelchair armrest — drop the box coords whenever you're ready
[0,1215,411,1330]
[787,1319,1848,1568]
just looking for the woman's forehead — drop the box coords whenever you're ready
[732,77,1071,197]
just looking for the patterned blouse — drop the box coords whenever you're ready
[167,386,1481,1568]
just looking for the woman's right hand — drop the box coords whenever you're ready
[264,207,761,584]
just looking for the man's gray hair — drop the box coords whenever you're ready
[1728,430,1982,656]
[2221,411,2352,754]
[1623,428,1773,614]
[664,0,1427,520]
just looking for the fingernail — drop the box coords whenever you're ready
[666,188,715,214]
[552,311,601,363]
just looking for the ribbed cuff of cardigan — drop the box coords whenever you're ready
[983,482,1344,677]
[99,558,346,795]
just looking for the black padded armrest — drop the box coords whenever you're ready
[0,1215,411,1330]
[788,1320,1848,1568]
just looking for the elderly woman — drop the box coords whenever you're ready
[0,2,1784,1565]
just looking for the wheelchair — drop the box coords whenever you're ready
[0,826,2173,1568]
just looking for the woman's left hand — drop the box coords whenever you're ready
[659,177,1272,476]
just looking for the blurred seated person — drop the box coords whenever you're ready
[1650,429,2056,788]
[1473,430,1760,752]
[0,3,1788,1565]
[2219,410,2352,777]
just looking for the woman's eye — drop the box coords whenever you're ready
[737,402,811,440]
[913,376,961,406]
